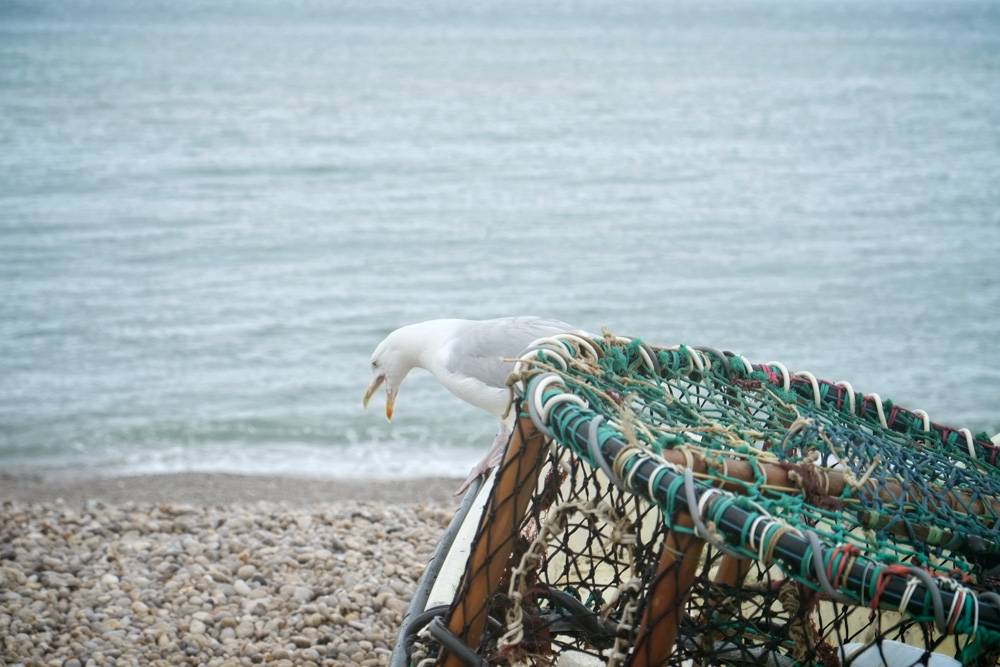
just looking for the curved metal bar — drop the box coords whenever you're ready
[694,346,733,381]
[428,617,489,667]
[639,340,662,376]
[587,415,630,493]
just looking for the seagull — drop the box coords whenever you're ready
[363,317,586,492]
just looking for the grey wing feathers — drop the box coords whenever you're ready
[443,317,583,389]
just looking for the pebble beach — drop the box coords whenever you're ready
[0,473,463,667]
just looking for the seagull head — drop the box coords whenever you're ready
[363,328,422,421]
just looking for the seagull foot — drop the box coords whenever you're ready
[454,426,512,496]
[453,464,489,496]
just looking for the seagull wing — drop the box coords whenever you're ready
[441,317,581,390]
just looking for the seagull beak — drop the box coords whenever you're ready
[363,375,385,411]
[363,375,396,422]
[385,387,396,422]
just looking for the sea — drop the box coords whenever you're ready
[1,0,998,482]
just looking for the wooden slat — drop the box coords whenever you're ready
[440,415,547,667]
[630,512,705,667]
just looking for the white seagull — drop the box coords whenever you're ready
[363,317,585,492]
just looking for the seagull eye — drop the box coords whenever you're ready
[372,360,379,369]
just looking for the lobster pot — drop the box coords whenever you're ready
[404,333,1000,667]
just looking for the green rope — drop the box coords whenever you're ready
[530,336,1000,585]
[503,333,1000,666]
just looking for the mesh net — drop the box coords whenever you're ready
[414,333,1000,667]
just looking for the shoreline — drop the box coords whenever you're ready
[0,471,466,507]
[0,472,465,665]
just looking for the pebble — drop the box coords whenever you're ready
[0,498,453,666]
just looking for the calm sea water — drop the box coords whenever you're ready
[2,0,998,480]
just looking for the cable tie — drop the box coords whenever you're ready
[682,469,742,559]
[525,375,558,438]
[971,589,980,642]
[804,531,853,604]
[767,361,791,391]
[905,567,948,633]
[960,428,976,459]
[587,415,630,493]
[947,586,966,634]
[552,332,600,360]
[867,393,888,428]
[747,515,769,554]
[736,355,754,376]
[795,371,822,408]
[835,381,856,414]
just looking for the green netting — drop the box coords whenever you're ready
[409,332,1000,667]
[522,336,1000,586]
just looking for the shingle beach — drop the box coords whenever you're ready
[0,473,462,667]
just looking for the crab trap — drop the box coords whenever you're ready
[391,332,1000,667]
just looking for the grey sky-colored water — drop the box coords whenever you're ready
[1,0,998,478]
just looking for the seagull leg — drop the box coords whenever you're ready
[454,423,511,496]
[482,421,511,469]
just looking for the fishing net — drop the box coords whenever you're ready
[405,332,1000,667]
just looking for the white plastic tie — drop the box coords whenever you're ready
[795,371,822,408]
[835,380,856,414]
[646,463,667,502]
[736,355,754,376]
[867,393,889,428]
[898,575,921,616]
[534,346,569,371]
[513,344,567,394]
[612,336,656,373]
[747,515,770,554]
[523,338,571,368]
[695,489,723,533]
[543,392,587,423]
[947,585,967,633]
[676,345,705,373]
[767,361,790,391]
[960,428,976,459]
[531,375,565,423]
[971,589,980,641]
[553,332,599,360]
